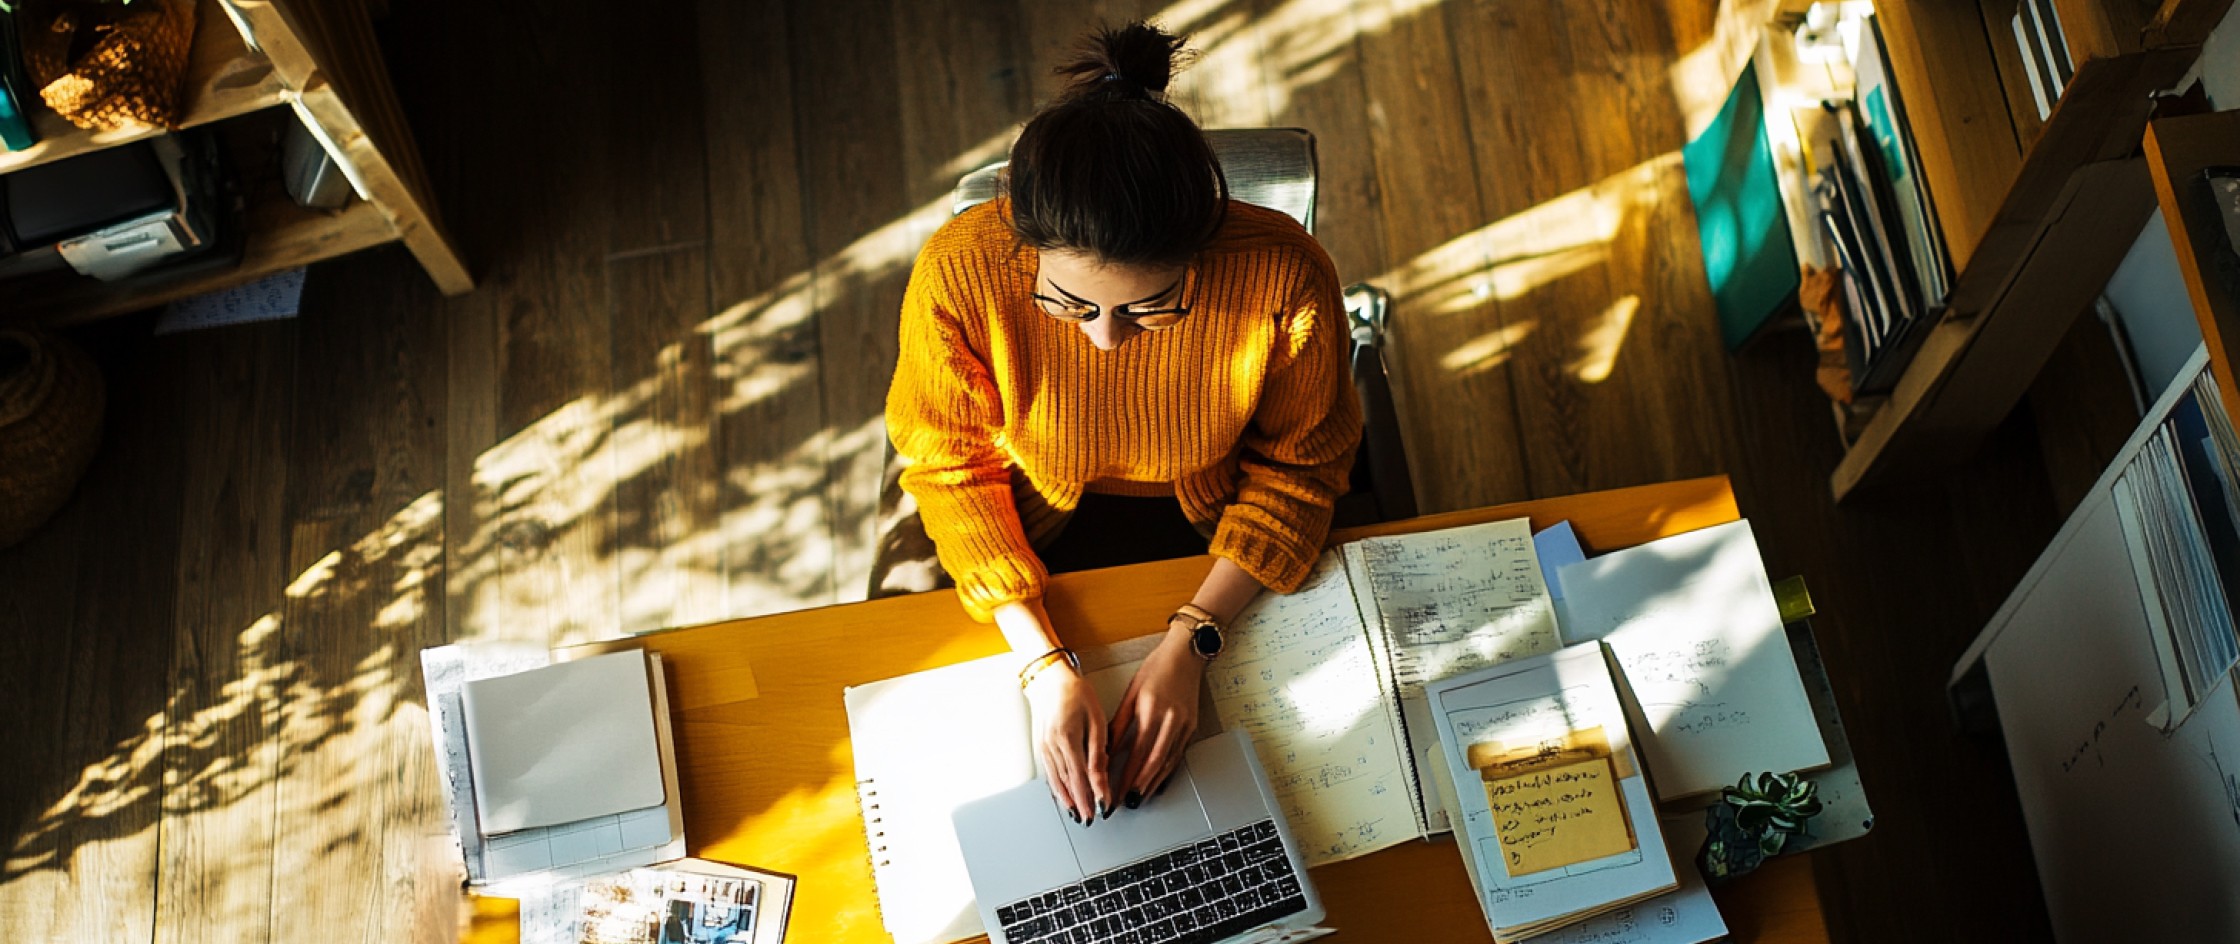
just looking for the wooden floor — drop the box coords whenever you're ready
[1,0,2144,940]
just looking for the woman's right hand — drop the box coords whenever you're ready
[1024,665,1112,825]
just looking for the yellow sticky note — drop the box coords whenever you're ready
[1468,727,1637,877]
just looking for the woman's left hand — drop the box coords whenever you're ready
[1108,627,1206,807]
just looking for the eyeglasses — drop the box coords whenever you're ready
[1031,268,1193,330]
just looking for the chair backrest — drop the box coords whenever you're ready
[950,128,1318,234]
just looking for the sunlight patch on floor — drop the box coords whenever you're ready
[1440,321,1538,376]
[1570,295,1642,384]
[1368,153,1680,379]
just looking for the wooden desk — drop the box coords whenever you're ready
[473,475,1830,943]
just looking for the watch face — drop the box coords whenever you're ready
[1191,623,1223,658]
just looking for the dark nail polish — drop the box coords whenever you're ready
[1155,780,1170,798]
[1069,809,1081,823]
[1100,801,1113,820]
[1125,790,1143,810]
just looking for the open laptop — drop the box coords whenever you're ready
[952,727,1327,944]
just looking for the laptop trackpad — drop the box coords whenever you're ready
[1070,759,1213,874]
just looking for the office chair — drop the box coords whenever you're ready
[951,128,1417,525]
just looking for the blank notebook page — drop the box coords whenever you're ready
[462,649,667,835]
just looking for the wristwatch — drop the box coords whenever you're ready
[1169,604,1225,661]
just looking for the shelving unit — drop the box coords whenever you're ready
[1787,0,2233,499]
[1938,77,2240,937]
[1,0,470,323]
[2147,109,2240,421]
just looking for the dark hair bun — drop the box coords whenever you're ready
[1007,20,1226,266]
[1055,21,1190,101]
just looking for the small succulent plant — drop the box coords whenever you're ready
[1696,771,1824,885]
[1727,770,1824,847]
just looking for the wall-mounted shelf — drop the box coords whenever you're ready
[2147,109,2240,423]
[1817,0,2232,500]
[1,0,470,324]
[0,0,286,176]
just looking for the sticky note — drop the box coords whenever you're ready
[1468,727,1637,877]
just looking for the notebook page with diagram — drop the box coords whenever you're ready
[1343,518,1563,833]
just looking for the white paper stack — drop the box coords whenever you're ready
[1426,643,1681,942]
[422,645,687,892]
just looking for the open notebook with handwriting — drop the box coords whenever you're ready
[1211,517,1564,864]
[1215,516,1830,868]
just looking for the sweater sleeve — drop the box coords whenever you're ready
[1209,258,1364,593]
[885,248,1046,621]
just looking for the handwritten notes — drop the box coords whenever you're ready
[1348,519,1562,693]
[1427,644,1678,939]
[1344,518,1560,833]
[1469,728,1636,877]
[1556,520,1828,801]
[1213,553,1419,866]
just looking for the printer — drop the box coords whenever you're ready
[0,130,226,285]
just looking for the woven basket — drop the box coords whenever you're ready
[0,329,105,550]
[19,0,198,133]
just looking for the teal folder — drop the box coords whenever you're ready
[1683,60,1798,350]
[0,10,38,153]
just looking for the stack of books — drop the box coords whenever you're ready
[424,647,689,889]
[1426,644,1687,942]
[420,644,795,943]
[1807,14,1952,394]
[2011,0,2074,120]
[2112,369,2240,729]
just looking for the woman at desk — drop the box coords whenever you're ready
[876,23,1360,826]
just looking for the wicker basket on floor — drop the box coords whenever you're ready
[0,329,104,549]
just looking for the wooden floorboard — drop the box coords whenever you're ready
[1448,0,1745,499]
[2,1,2148,941]
[1353,0,1534,512]
[788,0,915,603]
[603,0,724,635]
[266,244,455,942]
[694,0,835,616]
[1248,0,1391,284]
[154,323,296,944]
[0,323,188,943]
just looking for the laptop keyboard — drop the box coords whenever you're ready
[994,819,1308,944]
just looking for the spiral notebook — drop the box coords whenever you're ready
[844,648,1154,944]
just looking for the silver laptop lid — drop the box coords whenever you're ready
[953,727,1327,944]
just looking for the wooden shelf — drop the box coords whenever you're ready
[2147,110,2240,426]
[10,191,395,326]
[0,0,287,176]
[2,0,469,322]
[1816,0,2229,500]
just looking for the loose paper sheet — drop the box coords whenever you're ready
[1534,521,1589,629]
[1213,552,1419,865]
[1556,520,1829,800]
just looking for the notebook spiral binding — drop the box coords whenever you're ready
[855,778,892,877]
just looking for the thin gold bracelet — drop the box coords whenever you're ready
[1017,647,1080,690]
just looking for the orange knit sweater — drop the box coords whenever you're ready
[885,199,1363,620]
